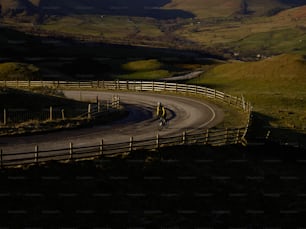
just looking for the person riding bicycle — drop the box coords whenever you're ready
[156,102,167,126]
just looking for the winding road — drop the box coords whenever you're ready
[0,91,224,154]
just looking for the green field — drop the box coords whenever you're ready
[118,59,169,80]
[39,15,164,45]
[189,53,306,140]
[0,62,41,80]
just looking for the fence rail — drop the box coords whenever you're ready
[0,94,121,125]
[0,80,252,168]
[0,80,251,112]
[1,127,246,168]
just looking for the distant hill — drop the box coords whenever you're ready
[1,0,306,19]
[0,0,194,19]
[164,0,306,18]
[197,54,306,83]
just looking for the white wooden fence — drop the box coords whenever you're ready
[0,80,252,168]
[0,80,252,111]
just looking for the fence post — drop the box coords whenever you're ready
[182,131,186,145]
[265,130,271,140]
[3,109,7,125]
[34,145,39,164]
[117,96,120,109]
[235,129,240,144]
[0,149,3,168]
[98,102,101,112]
[49,106,53,121]
[241,94,246,111]
[61,109,65,120]
[88,104,92,119]
[205,129,209,144]
[129,137,133,152]
[100,139,104,156]
[69,142,73,160]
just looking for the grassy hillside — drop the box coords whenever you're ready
[174,4,306,57]
[189,54,306,136]
[3,0,306,19]
[0,87,84,110]
[0,62,41,80]
[164,0,241,18]
[40,15,163,41]
[118,59,168,80]
[2,1,306,57]
[164,0,289,18]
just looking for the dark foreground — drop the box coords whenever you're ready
[1,143,306,228]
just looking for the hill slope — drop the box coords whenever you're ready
[0,62,41,80]
[164,0,306,18]
[2,0,306,19]
[189,54,306,131]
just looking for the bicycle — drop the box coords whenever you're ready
[158,116,168,130]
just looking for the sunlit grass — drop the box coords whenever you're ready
[116,70,171,80]
[40,15,163,40]
[0,62,41,80]
[122,59,162,72]
[189,54,306,132]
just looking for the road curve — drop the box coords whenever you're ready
[0,91,224,154]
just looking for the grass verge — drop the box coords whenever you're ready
[0,87,128,136]
[188,53,306,141]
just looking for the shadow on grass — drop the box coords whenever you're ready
[38,0,195,20]
[247,111,306,148]
[1,144,306,227]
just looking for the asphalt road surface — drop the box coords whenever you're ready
[0,91,224,154]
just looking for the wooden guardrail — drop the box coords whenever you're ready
[0,80,252,168]
[0,80,252,111]
[1,127,246,168]
[0,94,121,126]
